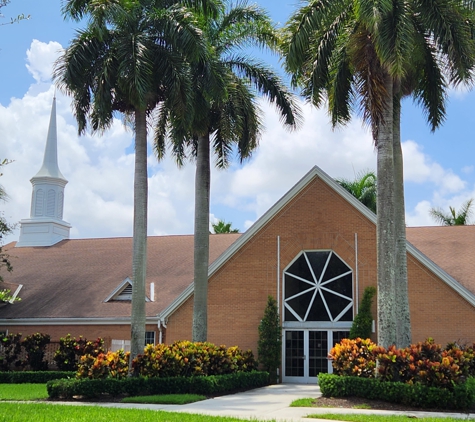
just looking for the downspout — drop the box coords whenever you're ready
[355,233,359,314]
[158,318,167,344]
[277,236,280,315]
[277,235,281,383]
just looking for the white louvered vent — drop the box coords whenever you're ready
[116,284,133,300]
[46,189,56,216]
[35,190,44,216]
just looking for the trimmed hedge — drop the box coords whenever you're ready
[47,371,269,399]
[319,373,475,410]
[0,371,75,384]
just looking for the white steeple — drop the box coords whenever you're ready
[16,96,71,247]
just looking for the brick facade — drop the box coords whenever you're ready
[166,176,475,353]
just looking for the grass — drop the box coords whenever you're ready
[307,415,468,422]
[0,403,251,421]
[121,393,206,405]
[289,397,316,407]
[0,384,48,401]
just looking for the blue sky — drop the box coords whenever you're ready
[1,0,474,244]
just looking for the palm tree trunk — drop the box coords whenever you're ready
[376,72,396,348]
[393,88,411,348]
[130,109,148,369]
[192,133,211,342]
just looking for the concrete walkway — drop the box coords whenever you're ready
[49,383,475,421]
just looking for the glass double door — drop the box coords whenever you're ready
[283,330,349,383]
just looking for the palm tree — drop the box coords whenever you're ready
[336,171,377,213]
[211,219,239,234]
[0,158,13,281]
[282,0,475,347]
[430,199,474,226]
[54,0,216,364]
[155,1,300,342]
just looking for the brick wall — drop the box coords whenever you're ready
[166,176,475,353]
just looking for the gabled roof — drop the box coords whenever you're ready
[0,234,240,322]
[159,166,475,320]
[406,226,475,296]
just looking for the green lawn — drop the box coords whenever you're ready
[0,384,469,422]
[308,415,468,422]
[0,384,48,401]
[121,393,206,405]
[0,403,249,422]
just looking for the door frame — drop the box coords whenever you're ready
[282,328,350,383]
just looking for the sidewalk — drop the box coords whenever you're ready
[50,383,475,421]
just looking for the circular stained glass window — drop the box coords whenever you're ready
[284,251,353,322]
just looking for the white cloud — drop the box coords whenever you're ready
[25,40,63,83]
[3,40,474,245]
[402,140,466,194]
[462,165,474,175]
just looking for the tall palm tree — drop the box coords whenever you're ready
[54,0,216,364]
[336,171,377,213]
[282,0,475,347]
[430,199,474,226]
[211,219,239,234]
[156,1,301,342]
[0,158,13,281]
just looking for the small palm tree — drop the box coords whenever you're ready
[211,219,239,234]
[336,171,376,214]
[430,199,474,226]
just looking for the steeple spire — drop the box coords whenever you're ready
[16,96,71,247]
[33,96,66,180]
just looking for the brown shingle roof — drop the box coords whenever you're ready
[406,225,475,292]
[0,234,240,320]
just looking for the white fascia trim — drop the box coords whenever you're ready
[158,283,194,321]
[159,166,376,321]
[406,242,475,307]
[0,316,160,326]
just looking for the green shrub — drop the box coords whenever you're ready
[132,341,256,378]
[349,286,376,340]
[257,295,282,383]
[318,373,475,410]
[0,371,75,384]
[329,337,380,378]
[53,334,85,371]
[0,332,22,371]
[47,371,269,399]
[22,333,51,371]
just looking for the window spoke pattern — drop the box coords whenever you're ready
[284,251,353,322]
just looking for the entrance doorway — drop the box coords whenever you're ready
[283,329,349,383]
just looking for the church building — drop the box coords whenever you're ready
[1,98,475,383]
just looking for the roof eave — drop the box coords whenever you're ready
[0,316,159,326]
